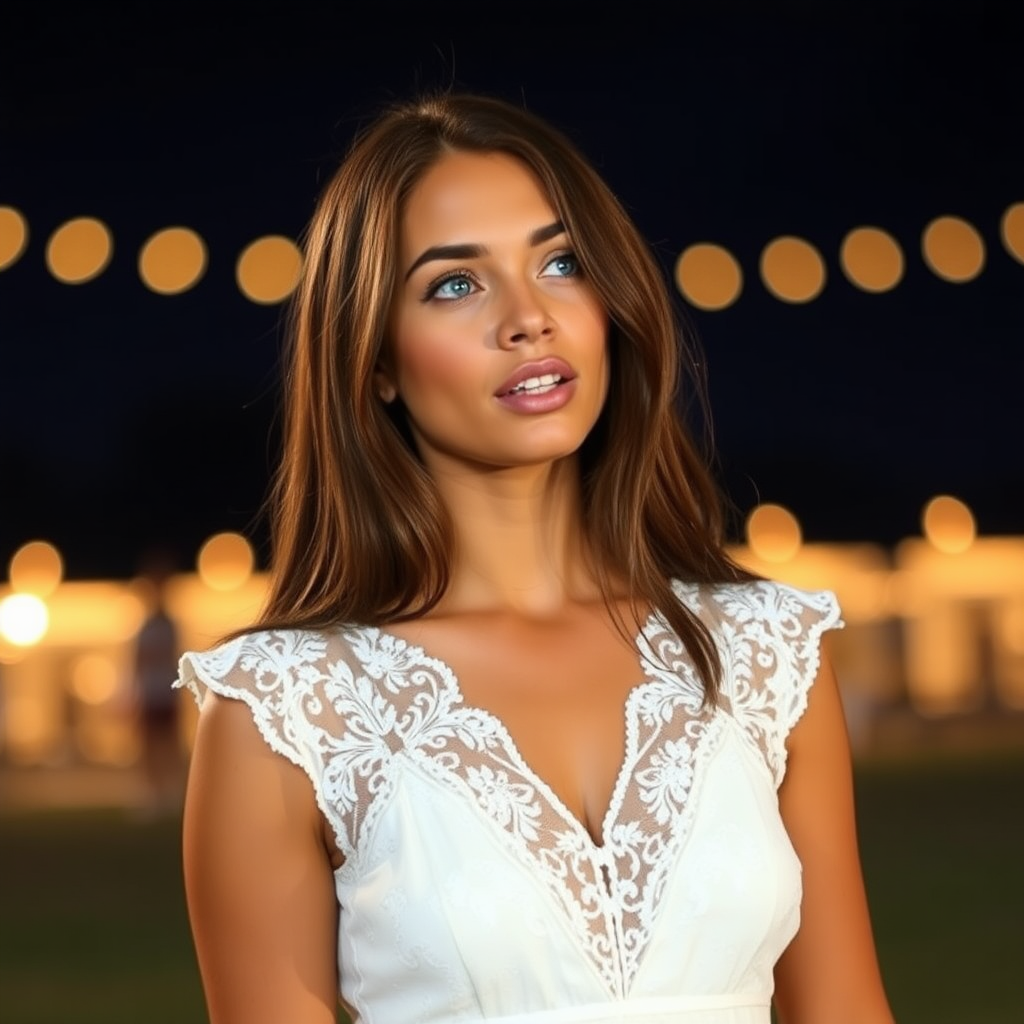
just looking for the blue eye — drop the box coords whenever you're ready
[541,252,580,278]
[428,273,476,301]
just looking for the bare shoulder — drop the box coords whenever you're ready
[183,692,340,1024]
[184,689,332,872]
[773,649,895,1024]
[784,645,850,767]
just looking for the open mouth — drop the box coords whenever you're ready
[503,373,565,396]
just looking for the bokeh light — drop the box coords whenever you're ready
[138,226,207,294]
[46,216,113,283]
[197,532,255,591]
[922,495,976,554]
[839,227,905,292]
[759,236,826,303]
[70,653,121,705]
[110,590,148,642]
[921,216,985,283]
[0,636,26,665]
[746,503,803,562]
[1000,202,1024,265]
[236,235,302,304]
[0,206,29,270]
[9,540,64,597]
[0,593,50,646]
[674,243,743,310]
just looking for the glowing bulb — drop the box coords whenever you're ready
[746,504,802,563]
[138,226,207,294]
[759,236,826,303]
[675,243,743,310]
[9,540,63,597]
[0,206,29,271]
[839,227,904,292]
[921,216,985,283]
[46,216,113,284]
[197,532,255,591]
[70,654,120,705]
[1000,203,1024,265]
[0,593,49,646]
[922,495,976,553]
[236,235,302,304]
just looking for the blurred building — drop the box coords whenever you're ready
[1,505,1024,772]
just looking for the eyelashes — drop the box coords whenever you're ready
[422,269,478,302]
[420,251,581,304]
[539,252,580,279]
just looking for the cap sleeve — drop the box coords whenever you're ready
[706,580,844,787]
[174,629,351,854]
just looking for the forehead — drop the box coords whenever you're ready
[399,151,557,253]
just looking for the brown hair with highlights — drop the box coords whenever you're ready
[254,92,753,702]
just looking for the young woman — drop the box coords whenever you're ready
[177,93,895,1024]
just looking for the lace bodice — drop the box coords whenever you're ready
[177,579,842,1024]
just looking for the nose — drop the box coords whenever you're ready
[496,280,555,349]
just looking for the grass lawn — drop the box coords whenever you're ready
[0,805,204,1024]
[854,748,1024,1024]
[1,749,1022,1024]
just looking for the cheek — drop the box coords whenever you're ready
[583,307,612,398]
[577,288,609,345]
[393,327,476,407]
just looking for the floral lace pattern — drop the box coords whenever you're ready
[681,580,843,785]
[177,579,841,1002]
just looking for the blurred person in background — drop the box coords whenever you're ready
[132,547,183,814]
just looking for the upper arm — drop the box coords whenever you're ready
[773,648,895,1024]
[182,692,340,1024]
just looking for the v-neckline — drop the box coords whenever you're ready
[347,604,668,851]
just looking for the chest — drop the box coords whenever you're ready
[387,606,650,844]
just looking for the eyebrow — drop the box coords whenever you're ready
[403,220,567,281]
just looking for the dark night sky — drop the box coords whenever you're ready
[1,4,1022,579]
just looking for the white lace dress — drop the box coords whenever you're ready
[176,579,842,1024]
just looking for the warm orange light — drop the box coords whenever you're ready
[997,603,1024,656]
[1000,203,1024,265]
[922,495,976,553]
[46,216,113,283]
[0,593,49,646]
[197,532,255,591]
[138,226,207,294]
[759,236,826,303]
[70,654,121,705]
[746,504,802,563]
[675,243,743,310]
[0,636,26,665]
[5,695,50,748]
[236,235,302,304]
[0,206,29,270]
[9,540,63,597]
[839,227,905,292]
[921,216,985,283]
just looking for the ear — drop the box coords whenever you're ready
[373,365,398,404]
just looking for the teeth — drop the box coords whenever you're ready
[509,373,563,394]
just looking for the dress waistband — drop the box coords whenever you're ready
[476,992,772,1024]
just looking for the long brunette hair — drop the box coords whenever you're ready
[255,92,752,701]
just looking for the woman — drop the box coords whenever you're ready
[177,93,895,1024]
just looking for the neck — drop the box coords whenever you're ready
[427,455,600,617]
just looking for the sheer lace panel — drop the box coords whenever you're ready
[671,580,844,786]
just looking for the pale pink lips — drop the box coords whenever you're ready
[494,357,576,398]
